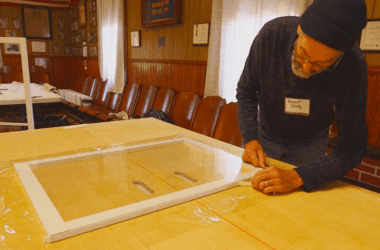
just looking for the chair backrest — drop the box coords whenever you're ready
[170,92,200,129]
[105,92,123,111]
[73,75,87,92]
[117,83,141,117]
[191,96,226,137]
[151,87,175,115]
[133,85,157,117]
[40,73,50,84]
[87,77,102,99]
[94,80,111,107]
[213,102,243,148]
[30,73,50,84]
[81,76,94,95]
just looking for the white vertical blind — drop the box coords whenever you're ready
[97,0,125,93]
[205,0,313,103]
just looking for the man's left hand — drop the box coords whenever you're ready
[251,166,304,194]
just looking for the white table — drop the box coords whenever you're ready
[0,82,62,126]
[0,82,62,105]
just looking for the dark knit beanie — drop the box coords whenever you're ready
[300,0,367,51]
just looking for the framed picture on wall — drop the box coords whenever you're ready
[0,17,9,28]
[193,23,210,46]
[131,30,141,47]
[53,44,60,54]
[360,19,380,52]
[5,30,16,37]
[21,5,52,40]
[64,45,71,55]
[90,16,97,28]
[58,18,65,30]
[90,32,97,42]
[30,40,47,54]
[59,30,65,40]
[70,8,78,19]
[92,1,97,13]
[141,0,182,28]
[12,19,21,29]
[4,44,20,54]
[78,0,86,26]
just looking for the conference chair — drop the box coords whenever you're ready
[132,85,157,118]
[191,96,226,137]
[96,82,141,121]
[170,92,200,129]
[151,87,176,115]
[77,80,110,114]
[86,91,123,121]
[213,102,244,148]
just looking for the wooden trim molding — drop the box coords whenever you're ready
[127,59,207,65]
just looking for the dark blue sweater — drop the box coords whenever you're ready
[236,16,368,192]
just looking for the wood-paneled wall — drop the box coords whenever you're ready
[127,0,212,61]
[127,59,206,97]
[126,0,212,97]
[367,67,380,147]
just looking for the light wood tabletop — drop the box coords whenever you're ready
[1,118,379,249]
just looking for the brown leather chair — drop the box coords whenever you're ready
[81,76,95,95]
[151,87,176,115]
[191,96,226,137]
[30,73,50,84]
[170,92,200,129]
[87,91,122,119]
[77,80,110,113]
[213,102,244,148]
[133,85,157,117]
[73,75,87,92]
[96,82,141,121]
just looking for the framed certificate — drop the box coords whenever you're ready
[193,23,210,46]
[30,40,47,53]
[131,30,141,47]
[360,19,380,52]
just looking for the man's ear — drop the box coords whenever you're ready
[297,25,301,35]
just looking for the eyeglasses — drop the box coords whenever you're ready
[293,39,343,73]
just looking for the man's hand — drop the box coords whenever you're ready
[251,166,304,194]
[242,140,267,168]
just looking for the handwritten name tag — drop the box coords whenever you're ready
[284,97,310,116]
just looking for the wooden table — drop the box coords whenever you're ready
[1,118,379,249]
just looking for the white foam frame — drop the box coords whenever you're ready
[0,37,34,129]
[14,136,260,243]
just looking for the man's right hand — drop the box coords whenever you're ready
[242,140,267,168]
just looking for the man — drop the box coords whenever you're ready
[236,0,368,193]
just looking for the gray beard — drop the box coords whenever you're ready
[291,51,323,79]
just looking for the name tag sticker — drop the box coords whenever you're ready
[284,97,310,116]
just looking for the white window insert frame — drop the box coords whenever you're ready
[0,37,35,130]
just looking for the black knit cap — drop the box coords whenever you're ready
[300,0,367,51]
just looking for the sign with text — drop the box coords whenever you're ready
[142,0,181,28]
